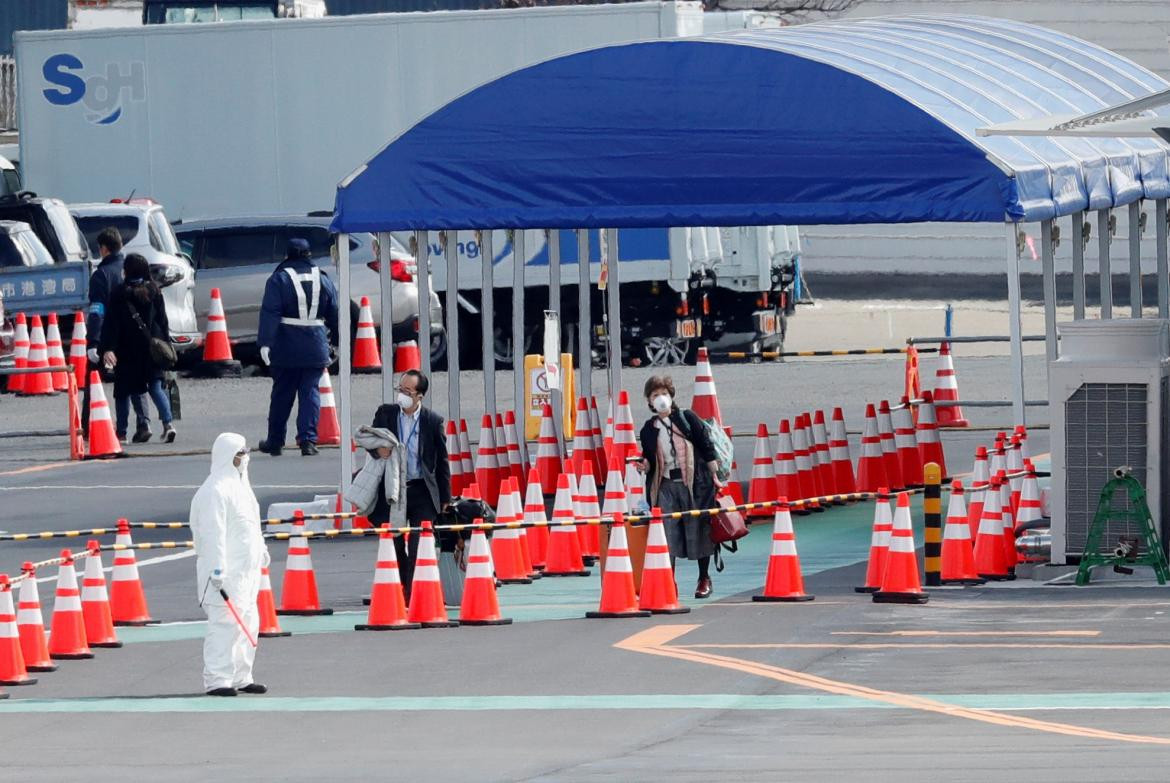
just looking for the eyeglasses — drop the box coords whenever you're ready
[395,386,417,396]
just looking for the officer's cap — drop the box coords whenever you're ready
[285,238,311,260]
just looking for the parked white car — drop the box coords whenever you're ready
[70,200,201,355]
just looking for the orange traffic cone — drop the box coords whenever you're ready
[612,391,638,465]
[724,426,745,507]
[393,340,421,372]
[85,371,122,458]
[812,411,837,497]
[406,521,458,627]
[576,472,602,561]
[588,396,606,480]
[503,410,527,493]
[855,490,892,593]
[356,525,421,630]
[202,287,237,364]
[893,397,923,487]
[586,514,651,618]
[790,415,821,509]
[625,460,646,515]
[973,474,1010,580]
[747,423,777,517]
[446,420,465,497]
[110,519,154,626]
[22,315,54,396]
[81,542,121,648]
[876,400,904,491]
[828,408,857,496]
[854,404,887,493]
[277,511,333,615]
[534,403,562,495]
[352,296,381,372]
[491,477,532,584]
[459,527,513,626]
[941,482,983,585]
[1007,434,1025,517]
[691,346,723,424]
[967,447,990,537]
[492,413,509,490]
[753,499,814,602]
[502,478,538,579]
[916,391,947,478]
[16,564,56,672]
[68,311,88,391]
[774,419,805,514]
[0,576,36,685]
[475,414,501,507]
[45,313,69,392]
[1015,460,1044,563]
[932,342,969,427]
[570,397,595,481]
[9,313,28,394]
[639,507,690,614]
[523,468,550,569]
[603,398,615,465]
[996,470,1017,575]
[257,567,290,637]
[1015,425,1032,463]
[873,492,928,604]
[543,474,590,576]
[601,457,628,518]
[315,370,341,446]
[458,419,475,483]
[48,550,94,660]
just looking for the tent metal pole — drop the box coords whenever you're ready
[415,230,432,385]
[1129,201,1143,317]
[377,232,394,404]
[337,233,354,494]
[1005,224,1026,426]
[1071,212,1085,319]
[548,229,564,450]
[1158,198,1169,320]
[606,228,622,399]
[480,229,496,415]
[1098,209,1113,318]
[1041,219,1057,362]
[513,230,527,462]
[446,231,462,424]
[578,229,592,404]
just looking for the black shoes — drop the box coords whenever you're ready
[131,423,152,443]
[238,683,268,694]
[300,441,319,456]
[261,439,317,456]
[163,424,177,443]
[206,687,237,697]
[257,439,282,457]
[695,577,712,599]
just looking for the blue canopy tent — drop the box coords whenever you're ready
[328,14,1170,492]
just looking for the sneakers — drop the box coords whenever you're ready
[131,423,152,443]
[257,439,282,457]
[300,441,319,457]
[163,423,177,443]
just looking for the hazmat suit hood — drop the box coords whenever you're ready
[209,432,248,479]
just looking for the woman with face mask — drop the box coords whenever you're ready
[637,375,723,598]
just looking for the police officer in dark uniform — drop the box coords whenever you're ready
[257,238,340,457]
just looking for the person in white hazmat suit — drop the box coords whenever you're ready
[190,432,269,696]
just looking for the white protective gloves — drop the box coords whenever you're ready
[259,346,271,366]
[210,569,225,592]
[87,348,99,365]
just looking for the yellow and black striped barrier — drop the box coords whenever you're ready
[921,463,943,587]
[710,346,940,361]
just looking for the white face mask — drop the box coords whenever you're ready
[397,392,416,411]
[236,453,250,474]
[652,394,672,414]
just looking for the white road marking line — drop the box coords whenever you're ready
[35,549,197,583]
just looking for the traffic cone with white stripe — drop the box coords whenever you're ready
[603,398,615,465]
[503,478,538,579]
[855,490,892,593]
[639,507,690,614]
[524,468,550,570]
[110,519,154,626]
[894,397,923,487]
[747,424,777,517]
[68,311,88,391]
[774,420,806,515]
[406,521,458,627]
[932,341,969,427]
[625,460,646,514]
[854,404,887,493]
[446,420,465,497]
[828,408,856,496]
[277,511,333,615]
[1015,460,1044,563]
[492,413,509,489]
[491,477,532,584]
[48,550,93,660]
[352,296,381,372]
[0,576,36,685]
[588,396,606,480]
[315,371,341,446]
[503,410,527,493]
[202,288,235,363]
[724,426,745,507]
[85,371,122,458]
[586,514,651,618]
[81,542,121,648]
[565,468,596,566]
[873,492,928,604]
[475,414,501,507]
[257,567,290,637]
[543,474,590,576]
[791,415,821,510]
[973,474,1010,580]
[570,397,596,481]
[612,391,638,465]
[534,403,562,495]
[576,472,602,562]
[753,499,814,602]
[997,470,1017,575]
[691,347,723,424]
[602,457,628,520]
[810,411,836,497]
[1014,425,1032,463]
[941,482,983,585]
[45,313,69,392]
[356,525,420,630]
[22,316,54,396]
[9,313,28,394]
[916,391,947,478]
[16,564,56,672]
[1007,434,1025,517]
[877,400,904,491]
[458,419,475,481]
[967,445,990,534]
[459,527,512,626]
[394,340,421,372]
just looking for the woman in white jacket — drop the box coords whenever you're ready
[190,432,269,696]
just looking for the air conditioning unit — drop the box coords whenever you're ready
[1049,319,1170,564]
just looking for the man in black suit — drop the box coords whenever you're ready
[368,369,451,596]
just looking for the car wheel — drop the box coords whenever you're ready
[642,336,690,367]
[430,329,447,367]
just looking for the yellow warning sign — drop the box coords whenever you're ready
[524,353,575,441]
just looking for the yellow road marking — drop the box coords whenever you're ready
[0,461,74,477]
[830,630,1101,637]
[616,625,1170,746]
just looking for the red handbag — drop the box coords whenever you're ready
[710,492,748,545]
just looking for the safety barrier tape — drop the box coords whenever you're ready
[710,346,939,360]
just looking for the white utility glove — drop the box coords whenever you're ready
[259,346,271,366]
[210,569,225,591]
[261,549,271,568]
[87,348,100,365]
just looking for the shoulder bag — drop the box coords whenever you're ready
[710,491,749,573]
[129,301,178,370]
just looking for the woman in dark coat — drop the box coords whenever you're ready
[637,375,723,598]
[99,253,176,443]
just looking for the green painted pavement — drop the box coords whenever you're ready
[0,691,1164,714]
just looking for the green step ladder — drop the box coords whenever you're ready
[1076,468,1170,586]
